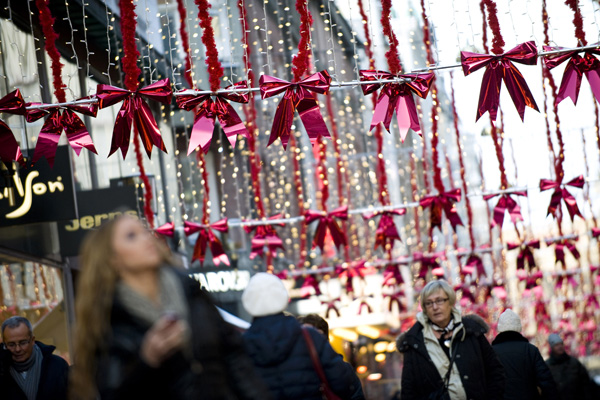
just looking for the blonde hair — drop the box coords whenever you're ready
[69,216,173,399]
[420,279,456,310]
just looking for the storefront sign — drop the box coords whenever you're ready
[189,270,251,293]
[0,147,76,227]
[58,185,140,257]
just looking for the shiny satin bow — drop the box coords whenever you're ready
[362,209,405,250]
[412,251,445,279]
[26,98,98,167]
[483,190,527,227]
[461,254,486,278]
[96,78,172,158]
[461,41,539,121]
[335,260,367,293]
[305,205,348,251]
[259,70,331,149]
[546,237,580,267]
[176,81,249,155]
[184,219,230,266]
[383,263,405,287]
[300,274,321,298]
[419,189,463,232]
[0,89,26,166]
[507,239,540,271]
[385,291,405,312]
[154,222,176,237]
[539,175,584,221]
[322,298,341,318]
[244,215,285,260]
[543,45,600,106]
[359,70,435,141]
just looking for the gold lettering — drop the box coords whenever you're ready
[80,216,94,229]
[13,174,24,197]
[32,182,47,195]
[94,214,109,226]
[108,211,123,219]
[64,219,80,231]
[6,171,39,219]
[48,180,64,193]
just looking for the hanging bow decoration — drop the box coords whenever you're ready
[359,70,435,141]
[154,222,175,237]
[461,254,486,278]
[539,175,585,222]
[546,237,580,268]
[455,283,477,303]
[519,271,543,290]
[321,298,341,318]
[184,219,230,266]
[176,81,250,154]
[555,271,579,290]
[412,251,445,279]
[300,274,321,298]
[483,190,527,227]
[461,41,539,121]
[507,239,540,271]
[419,189,463,232]
[305,206,348,251]
[244,215,285,259]
[543,45,600,106]
[358,299,373,315]
[258,70,331,149]
[384,291,405,312]
[534,301,551,333]
[96,78,172,158]
[26,98,98,167]
[362,209,405,250]
[334,260,367,293]
[383,263,405,287]
[586,294,600,310]
[0,89,26,166]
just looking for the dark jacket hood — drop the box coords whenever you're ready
[243,313,302,367]
[492,330,529,345]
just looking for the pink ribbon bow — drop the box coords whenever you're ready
[507,239,540,271]
[176,81,249,154]
[335,260,367,293]
[543,45,600,106]
[383,263,405,287]
[483,190,527,227]
[322,298,341,318]
[461,254,486,278]
[0,89,26,166]
[259,70,331,149]
[540,175,584,222]
[385,291,405,312]
[184,219,230,266]
[154,222,176,237]
[461,41,539,121]
[546,237,580,267]
[26,98,98,167]
[96,78,172,158]
[359,70,435,141]
[412,251,445,279]
[362,209,405,250]
[305,206,349,251]
[419,189,463,232]
[244,215,285,260]
[300,275,321,298]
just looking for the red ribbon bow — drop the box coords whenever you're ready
[154,222,176,237]
[419,189,463,232]
[359,70,435,141]
[184,219,230,266]
[546,237,580,267]
[176,81,249,154]
[244,215,285,260]
[300,275,321,298]
[507,239,540,271]
[520,271,543,290]
[461,41,539,121]
[384,291,405,312]
[259,70,331,149]
[362,209,405,250]
[539,175,584,221]
[543,45,600,106]
[335,260,367,293]
[483,190,527,227]
[586,294,600,310]
[555,271,578,290]
[0,89,26,166]
[26,98,98,167]
[461,254,486,278]
[455,283,476,304]
[321,298,341,318]
[412,251,445,279]
[383,263,405,287]
[96,78,172,158]
[305,206,349,251]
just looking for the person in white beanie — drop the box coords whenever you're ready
[492,309,559,400]
[241,273,359,400]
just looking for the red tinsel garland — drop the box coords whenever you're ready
[35,0,66,103]
[176,0,194,87]
[380,0,402,75]
[292,0,313,81]
[357,0,375,70]
[565,0,587,45]
[195,0,224,92]
[119,0,154,227]
[481,0,505,54]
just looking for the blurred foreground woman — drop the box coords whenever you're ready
[69,215,270,400]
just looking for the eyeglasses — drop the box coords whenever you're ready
[424,298,449,308]
[4,338,32,350]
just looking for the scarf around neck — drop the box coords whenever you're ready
[10,343,43,400]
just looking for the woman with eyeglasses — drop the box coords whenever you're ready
[69,215,270,400]
[396,279,505,400]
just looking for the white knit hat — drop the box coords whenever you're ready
[242,273,289,317]
[497,308,522,333]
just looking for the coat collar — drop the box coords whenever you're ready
[492,330,529,345]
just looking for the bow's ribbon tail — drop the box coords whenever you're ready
[503,62,539,121]
[215,97,249,150]
[358,301,372,315]
[188,100,217,155]
[133,96,167,158]
[476,65,503,121]
[585,56,600,104]
[327,218,347,248]
[268,92,295,149]
[208,230,230,266]
[370,89,394,132]
[311,219,329,250]
[296,90,330,146]
[109,99,134,158]
[0,120,24,166]
[556,56,584,105]
[62,110,98,156]
[561,188,582,221]
[31,110,63,167]
[155,222,175,237]
[395,93,421,140]
[192,230,210,266]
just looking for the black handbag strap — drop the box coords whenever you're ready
[442,342,459,388]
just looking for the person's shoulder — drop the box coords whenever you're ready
[396,322,423,353]
[462,314,489,336]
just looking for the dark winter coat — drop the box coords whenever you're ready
[243,313,359,400]
[397,316,505,400]
[0,341,69,400]
[95,270,271,400]
[546,351,595,400]
[492,331,559,400]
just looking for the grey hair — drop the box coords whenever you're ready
[1,316,33,337]
[420,279,456,309]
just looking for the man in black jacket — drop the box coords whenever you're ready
[1,316,69,400]
[492,309,558,400]
[545,333,595,400]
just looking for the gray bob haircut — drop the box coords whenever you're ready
[420,279,456,309]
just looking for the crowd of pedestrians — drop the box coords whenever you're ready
[1,214,598,399]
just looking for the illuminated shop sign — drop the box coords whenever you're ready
[190,270,251,293]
